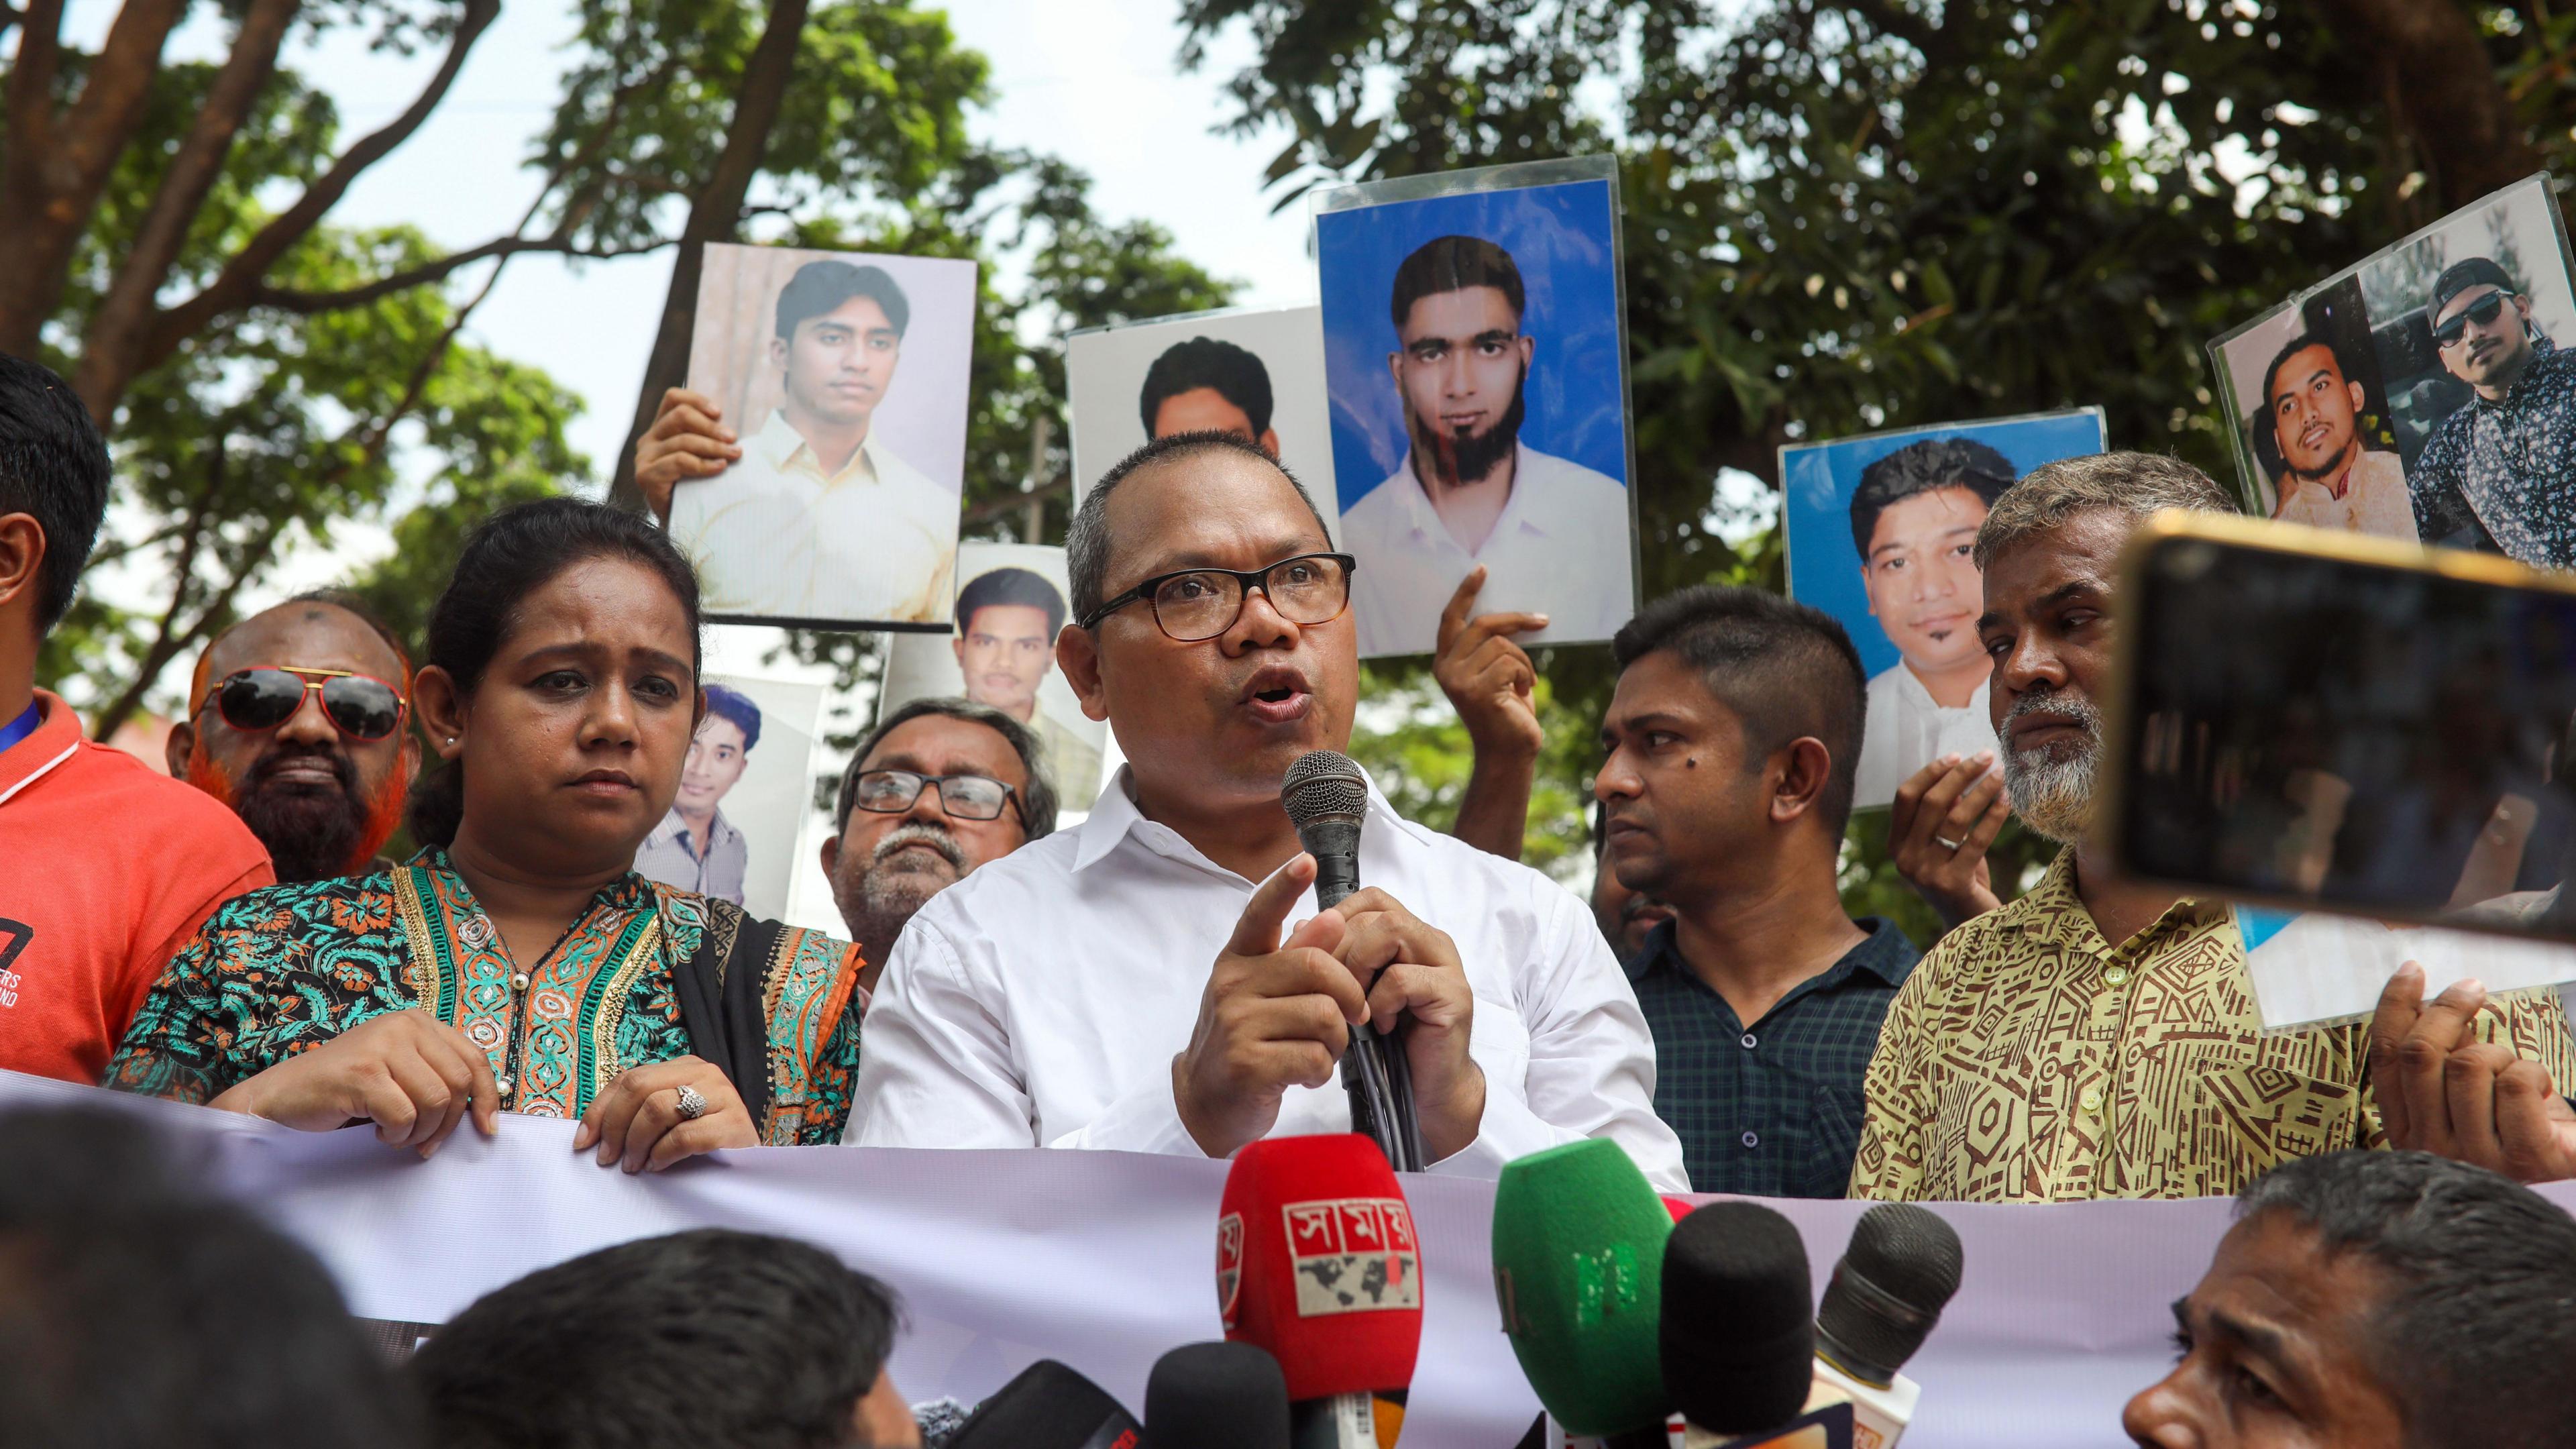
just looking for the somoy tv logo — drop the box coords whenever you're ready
[1216,1197,1421,1329]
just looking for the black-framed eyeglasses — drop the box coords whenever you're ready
[2436,291,2516,349]
[847,769,1024,823]
[1077,551,1357,641]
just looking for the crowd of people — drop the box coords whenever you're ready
[9,326,2576,1444]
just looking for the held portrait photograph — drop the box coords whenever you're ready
[2209,172,2576,564]
[630,673,826,923]
[1780,408,2109,810]
[1313,156,1639,659]
[875,542,1109,809]
[1065,303,1338,535]
[668,241,979,631]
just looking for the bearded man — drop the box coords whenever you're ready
[1847,453,2575,1203]
[168,591,419,883]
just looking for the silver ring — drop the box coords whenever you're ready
[674,1083,708,1121]
[1933,836,1964,852]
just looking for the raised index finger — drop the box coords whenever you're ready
[1229,854,1318,957]
[1438,567,1490,651]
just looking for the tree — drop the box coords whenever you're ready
[1177,0,2576,934]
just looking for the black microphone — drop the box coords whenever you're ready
[1809,1203,1964,1446]
[946,1360,1141,1449]
[1660,1201,1818,1438]
[1281,750,1424,1172]
[1147,1341,1291,1449]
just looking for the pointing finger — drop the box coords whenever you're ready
[1229,854,1318,957]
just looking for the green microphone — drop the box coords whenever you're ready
[1491,1138,1673,1438]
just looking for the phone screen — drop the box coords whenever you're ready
[2110,525,2576,940]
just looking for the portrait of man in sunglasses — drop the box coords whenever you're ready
[168,591,419,883]
[2408,255,2576,568]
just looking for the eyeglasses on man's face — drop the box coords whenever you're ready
[201,665,409,742]
[1077,552,1357,642]
[847,769,1023,823]
[2435,290,2516,350]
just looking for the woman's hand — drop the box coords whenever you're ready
[209,1010,499,1158]
[573,1056,756,1173]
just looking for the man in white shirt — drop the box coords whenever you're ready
[1340,235,1634,657]
[849,431,1686,1187]
[2258,333,2417,541]
[1847,437,2014,808]
[655,260,959,624]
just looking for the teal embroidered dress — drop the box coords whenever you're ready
[105,850,863,1144]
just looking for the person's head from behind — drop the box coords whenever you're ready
[823,698,1055,959]
[773,261,910,431]
[2125,1150,2576,1449]
[1140,337,1281,456]
[1848,437,2015,682]
[171,592,419,882]
[1386,235,1533,489]
[1597,586,1868,908]
[1974,453,2234,845]
[407,498,705,879]
[953,568,1067,722]
[0,353,109,677]
[676,682,759,822]
[408,1228,917,1449]
[1587,800,1673,964]
[2429,257,2535,397]
[2260,335,2369,484]
[1061,431,1353,814]
[0,1105,419,1449]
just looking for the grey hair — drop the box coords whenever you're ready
[834,696,1059,839]
[1065,430,1334,625]
[1971,451,2237,570]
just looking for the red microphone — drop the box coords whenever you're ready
[1218,1134,1422,1449]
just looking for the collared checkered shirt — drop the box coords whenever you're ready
[1628,917,1918,1198]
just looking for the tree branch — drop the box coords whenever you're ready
[248,235,669,315]
[140,0,500,377]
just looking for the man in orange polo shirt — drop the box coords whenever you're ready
[0,354,272,1083]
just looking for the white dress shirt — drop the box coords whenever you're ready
[848,768,1689,1189]
[667,409,959,623]
[1342,443,1636,657]
[2273,448,2417,541]
[1852,663,1995,810]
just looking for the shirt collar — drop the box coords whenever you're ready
[405,844,660,916]
[1625,914,1917,989]
[1071,763,1433,879]
[753,408,883,486]
[0,690,82,808]
[1386,443,1554,545]
[1994,846,2224,951]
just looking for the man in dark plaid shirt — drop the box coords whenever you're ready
[1598,586,1919,1196]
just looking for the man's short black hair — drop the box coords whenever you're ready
[775,260,911,341]
[1611,585,1870,836]
[1064,430,1334,624]
[2257,332,2358,415]
[957,566,1067,638]
[1846,437,2017,559]
[0,352,111,634]
[1388,235,1526,333]
[0,1106,423,1448]
[1138,336,1275,438]
[702,680,762,753]
[408,1229,899,1449]
[2237,1151,2576,1449]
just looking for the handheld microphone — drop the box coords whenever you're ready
[1660,1201,1817,1441]
[1491,1138,1673,1440]
[1147,1341,1291,1449]
[1218,1134,1423,1448]
[1807,1204,1963,1449]
[945,1360,1140,1449]
[1281,750,1424,1172]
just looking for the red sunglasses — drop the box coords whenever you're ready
[200,665,409,742]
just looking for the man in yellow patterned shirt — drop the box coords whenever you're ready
[1851,452,2575,1202]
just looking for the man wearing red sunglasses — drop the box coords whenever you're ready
[168,592,421,883]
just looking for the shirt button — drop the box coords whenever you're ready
[1739,1032,1758,1050]
[1741,1130,1760,1149]
[2103,965,2130,989]
[496,1075,515,1098]
[2080,1086,2104,1116]
[511,972,531,991]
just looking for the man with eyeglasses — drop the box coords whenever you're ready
[2408,256,2576,566]
[169,590,420,883]
[0,352,272,1085]
[820,697,1058,1008]
[849,430,1685,1188]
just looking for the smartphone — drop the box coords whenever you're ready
[2105,513,2576,943]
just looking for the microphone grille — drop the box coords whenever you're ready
[1281,749,1369,828]
[1815,1203,1964,1381]
[1660,1201,1815,1434]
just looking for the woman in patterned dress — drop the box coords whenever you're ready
[108,498,864,1169]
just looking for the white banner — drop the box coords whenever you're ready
[11,1071,2573,1448]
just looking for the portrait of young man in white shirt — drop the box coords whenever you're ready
[1847,437,2016,809]
[848,431,1685,1188]
[1340,234,1635,658]
[662,259,959,625]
